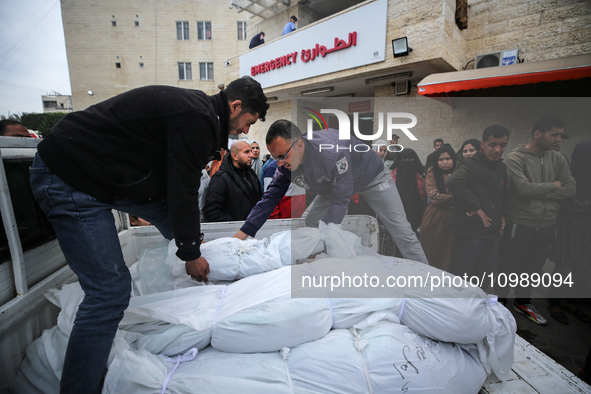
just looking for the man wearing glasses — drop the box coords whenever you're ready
[234,119,428,264]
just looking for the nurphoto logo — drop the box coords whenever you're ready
[303,107,418,152]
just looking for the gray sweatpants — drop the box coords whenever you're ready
[305,169,429,264]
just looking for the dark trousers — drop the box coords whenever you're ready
[500,221,556,303]
[453,236,500,280]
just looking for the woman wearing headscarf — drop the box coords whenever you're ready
[549,141,591,324]
[373,139,393,169]
[419,145,457,271]
[389,148,425,232]
[457,138,481,162]
[250,140,263,179]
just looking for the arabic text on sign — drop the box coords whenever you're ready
[301,32,357,63]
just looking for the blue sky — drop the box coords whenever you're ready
[0,0,71,117]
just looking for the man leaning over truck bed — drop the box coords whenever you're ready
[29,76,268,394]
[233,119,428,265]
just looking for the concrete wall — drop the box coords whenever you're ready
[464,0,591,66]
[61,0,250,110]
[247,5,318,44]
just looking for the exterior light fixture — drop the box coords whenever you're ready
[365,71,413,85]
[301,86,334,96]
[392,37,412,58]
[88,90,94,95]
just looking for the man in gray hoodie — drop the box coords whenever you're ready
[502,116,575,325]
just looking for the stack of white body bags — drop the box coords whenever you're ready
[15,226,516,393]
[105,312,488,393]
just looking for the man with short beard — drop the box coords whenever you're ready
[501,116,575,325]
[29,76,268,393]
[204,140,262,222]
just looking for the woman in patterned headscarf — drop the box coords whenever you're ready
[419,145,457,271]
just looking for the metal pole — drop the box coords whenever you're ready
[0,149,28,296]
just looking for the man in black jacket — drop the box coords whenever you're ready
[249,31,265,49]
[29,76,268,394]
[204,140,261,221]
[446,125,509,280]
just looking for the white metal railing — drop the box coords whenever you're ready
[0,137,41,296]
[0,136,132,323]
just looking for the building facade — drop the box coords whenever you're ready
[62,0,591,160]
[61,0,253,110]
[41,94,73,113]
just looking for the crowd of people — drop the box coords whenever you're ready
[374,118,589,331]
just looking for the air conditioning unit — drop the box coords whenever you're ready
[475,49,519,69]
[394,80,410,95]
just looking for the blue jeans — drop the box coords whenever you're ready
[29,153,173,393]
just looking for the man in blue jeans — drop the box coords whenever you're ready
[29,76,268,393]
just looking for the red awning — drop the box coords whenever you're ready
[417,54,591,96]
